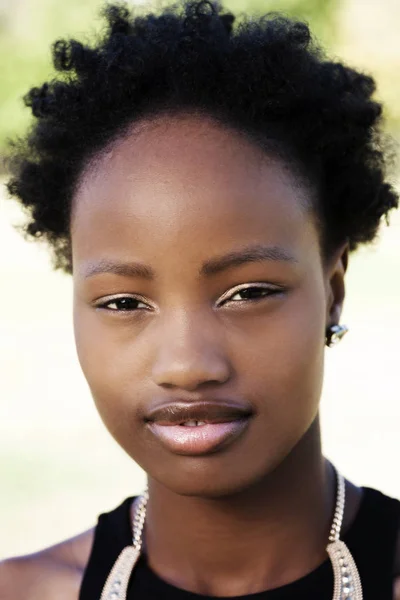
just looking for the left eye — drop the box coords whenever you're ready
[222,285,281,304]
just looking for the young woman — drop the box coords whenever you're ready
[1,1,399,598]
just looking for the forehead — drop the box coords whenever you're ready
[71,113,319,270]
[77,113,307,198]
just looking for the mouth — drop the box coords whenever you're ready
[145,401,253,456]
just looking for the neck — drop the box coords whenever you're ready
[142,417,337,596]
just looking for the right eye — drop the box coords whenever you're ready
[95,296,149,312]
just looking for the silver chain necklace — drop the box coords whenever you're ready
[100,466,363,600]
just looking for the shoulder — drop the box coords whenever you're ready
[393,515,400,599]
[360,485,400,598]
[0,527,95,600]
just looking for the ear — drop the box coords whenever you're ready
[325,241,349,327]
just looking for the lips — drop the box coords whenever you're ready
[145,400,253,456]
[145,401,252,425]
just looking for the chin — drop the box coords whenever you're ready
[152,471,257,499]
[144,451,287,499]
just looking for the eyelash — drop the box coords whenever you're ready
[94,284,284,314]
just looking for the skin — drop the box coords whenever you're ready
[1,112,399,598]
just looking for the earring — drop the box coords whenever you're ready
[325,324,349,347]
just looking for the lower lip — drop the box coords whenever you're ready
[147,419,250,456]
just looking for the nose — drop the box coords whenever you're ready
[151,311,232,391]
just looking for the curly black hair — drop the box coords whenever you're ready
[6,0,399,273]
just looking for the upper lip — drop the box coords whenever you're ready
[145,399,254,425]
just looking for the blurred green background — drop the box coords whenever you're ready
[1,0,400,163]
[0,0,399,559]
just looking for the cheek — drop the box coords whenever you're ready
[243,276,326,443]
[73,303,142,436]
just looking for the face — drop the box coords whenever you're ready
[72,113,345,497]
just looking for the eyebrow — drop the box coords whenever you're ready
[82,244,298,280]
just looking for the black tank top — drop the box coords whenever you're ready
[79,487,400,600]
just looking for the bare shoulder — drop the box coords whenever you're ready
[0,527,95,600]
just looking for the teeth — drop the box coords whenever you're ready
[182,420,207,427]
